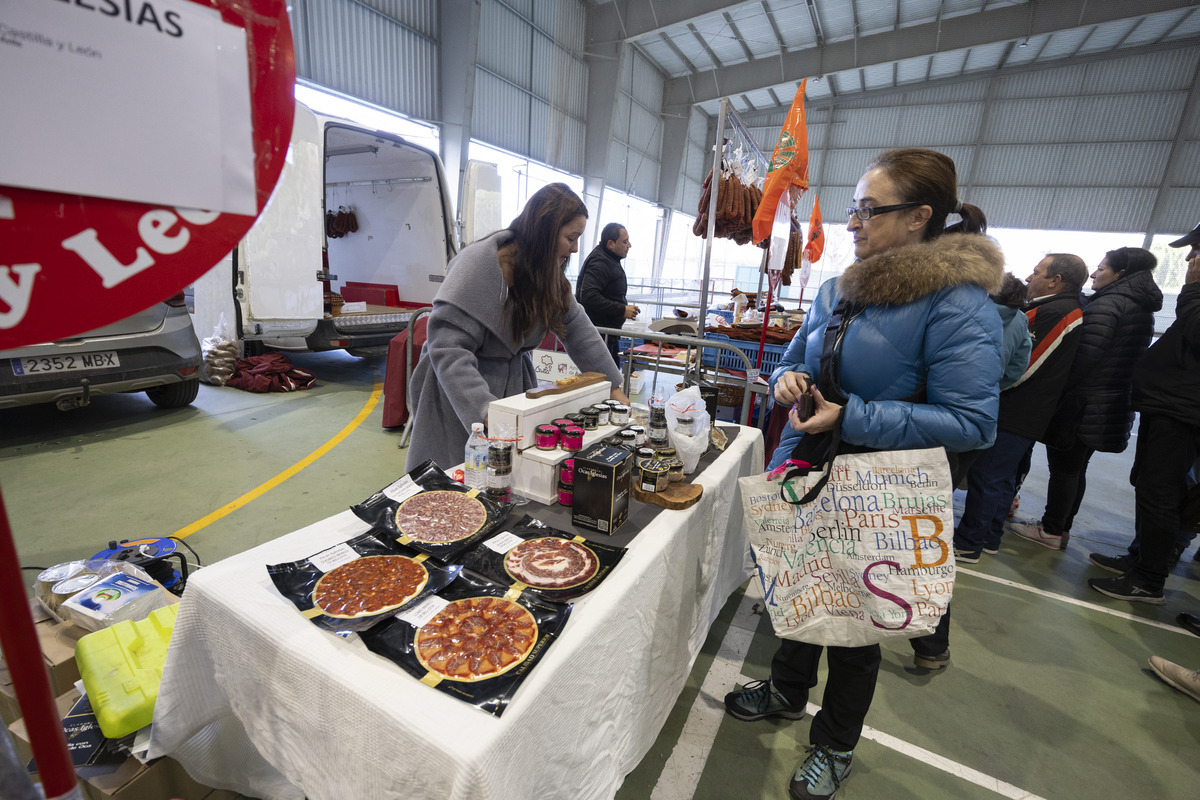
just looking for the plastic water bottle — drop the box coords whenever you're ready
[464,423,488,490]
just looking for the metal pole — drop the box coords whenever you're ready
[698,98,729,319]
[0,482,80,800]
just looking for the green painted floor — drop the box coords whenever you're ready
[2,352,1198,800]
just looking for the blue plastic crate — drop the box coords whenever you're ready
[701,332,788,374]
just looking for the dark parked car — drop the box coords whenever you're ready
[0,293,202,410]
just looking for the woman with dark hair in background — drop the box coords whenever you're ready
[724,149,1002,800]
[406,183,628,471]
[1011,246,1162,551]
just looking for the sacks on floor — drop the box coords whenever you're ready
[737,446,955,647]
[226,353,317,393]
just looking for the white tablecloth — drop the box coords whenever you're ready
[149,426,764,800]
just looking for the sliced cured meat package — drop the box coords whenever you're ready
[458,515,627,601]
[351,460,511,561]
[267,531,461,633]
[360,571,571,716]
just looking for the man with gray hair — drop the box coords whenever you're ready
[1003,254,1089,550]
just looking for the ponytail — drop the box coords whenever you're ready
[945,202,987,236]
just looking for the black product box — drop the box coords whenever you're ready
[571,443,632,535]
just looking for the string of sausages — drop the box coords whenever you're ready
[691,168,766,248]
[692,167,803,284]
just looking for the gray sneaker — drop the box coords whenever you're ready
[789,745,853,800]
[724,679,806,722]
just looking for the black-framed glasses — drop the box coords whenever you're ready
[845,202,922,221]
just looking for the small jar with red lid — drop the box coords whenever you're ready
[561,426,585,451]
[534,424,559,450]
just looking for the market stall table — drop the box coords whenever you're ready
[149,425,764,800]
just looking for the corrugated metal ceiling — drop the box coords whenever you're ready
[585,0,1200,235]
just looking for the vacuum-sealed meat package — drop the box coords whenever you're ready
[459,515,627,601]
[267,531,461,633]
[351,460,511,561]
[360,571,571,716]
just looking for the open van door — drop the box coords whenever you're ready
[193,101,458,358]
[237,104,324,339]
[461,160,502,246]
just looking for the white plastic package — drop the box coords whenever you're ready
[201,311,242,385]
[665,385,712,473]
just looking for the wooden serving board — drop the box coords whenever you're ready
[631,481,703,509]
[525,371,608,399]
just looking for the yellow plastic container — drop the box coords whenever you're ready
[75,603,179,738]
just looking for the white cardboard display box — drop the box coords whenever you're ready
[488,382,611,453]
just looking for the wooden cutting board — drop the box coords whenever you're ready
[632,481,703,509]
[525,371,609,399]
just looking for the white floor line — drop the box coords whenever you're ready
[648,588,761,800]
[648,567,1187,799]
[957,566,1189,634]
[797,696,1050,800]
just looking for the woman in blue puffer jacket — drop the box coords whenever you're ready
[724,148,1003,800]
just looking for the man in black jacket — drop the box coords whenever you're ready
[1003,254,1088,549]
[577,223,639,365]
[1088,229,1200,604]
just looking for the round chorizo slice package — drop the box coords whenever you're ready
[360,571,571,717]
[267,531,461,633]
[458,514,627,601]
[351,460,511,561]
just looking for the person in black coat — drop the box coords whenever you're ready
[1001,255,1087,549]
[1088,232,1200,604]
[1021,247,1163,550]
[576,223,639,364]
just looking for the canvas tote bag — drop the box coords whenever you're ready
[737,446,956,647]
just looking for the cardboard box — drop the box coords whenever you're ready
[488,381,611,452]
[571,443,633,534]
[9,688,216,800]
[0,607,88,726]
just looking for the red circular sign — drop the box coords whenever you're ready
[0,0,294,350]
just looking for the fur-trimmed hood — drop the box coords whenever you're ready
[837,233,1004,307]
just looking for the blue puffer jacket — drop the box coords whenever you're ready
[996,304,1032,389]
[768,233,1005,470]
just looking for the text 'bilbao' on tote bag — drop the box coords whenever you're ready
[738,447,955,647]
[739,298,954,646]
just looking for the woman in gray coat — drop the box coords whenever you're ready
[406,183,628,471]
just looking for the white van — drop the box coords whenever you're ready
[192,101,459,356]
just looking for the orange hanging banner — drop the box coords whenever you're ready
[803,196,824,263]
[752,79,809,244]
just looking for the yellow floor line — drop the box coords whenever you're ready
[171,381,383,540]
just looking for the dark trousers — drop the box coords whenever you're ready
[603,333,621,367]
[1014,445,1033,497]
[1042,439,1095,535]
[1129,413,1200,588]
[770,639,881,752]
[954,431,1035,551]
[910,605,952,657]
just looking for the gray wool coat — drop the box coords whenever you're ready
[405,231,623,472]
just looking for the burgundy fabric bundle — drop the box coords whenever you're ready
[226,353,317,393]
